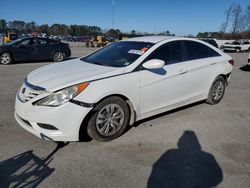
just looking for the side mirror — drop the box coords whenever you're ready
[142,59,165,70]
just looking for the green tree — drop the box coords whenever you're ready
[106,29,121,39]
[130,30,136,35]
[0,19,7,32]
[37,24,49,34]
[25,21,37,33]
[11,20,25,32]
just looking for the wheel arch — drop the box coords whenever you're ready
[78,94,136,141]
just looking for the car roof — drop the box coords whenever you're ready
[125,36,176,44]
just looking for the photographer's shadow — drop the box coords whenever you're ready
[0,142,68,188]
[147,130,223,188]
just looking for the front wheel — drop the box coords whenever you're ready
[53,51,65,62]
[206,76,226,105]
[0,53,12,65]
[87,97,130,142]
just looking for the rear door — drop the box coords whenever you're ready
[139,41,189,116]
[33,38,54,60]
[182,40,222,98]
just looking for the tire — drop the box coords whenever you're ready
[53,51,65,62]
[87,96,130,142]
[0,53,12,65]
[206,76,226,105]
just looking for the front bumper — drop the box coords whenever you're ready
[14,95,92,141]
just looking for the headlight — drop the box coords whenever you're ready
[34,82,89,107]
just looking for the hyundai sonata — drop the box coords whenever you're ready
[15,36,234,142]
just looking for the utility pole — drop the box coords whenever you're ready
[112,0,115,29]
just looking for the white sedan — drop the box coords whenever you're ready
[15,36,234,142]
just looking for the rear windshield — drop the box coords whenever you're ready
[81,41,153,67]
[231,41,241,45]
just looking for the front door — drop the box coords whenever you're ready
[14,38,36,61]
[139,41,189,117]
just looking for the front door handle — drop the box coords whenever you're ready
[179,69,187,75]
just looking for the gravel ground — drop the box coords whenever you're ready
[0,48,249,188]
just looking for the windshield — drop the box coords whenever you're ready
[231,41,241,45]
[81,41,153,67]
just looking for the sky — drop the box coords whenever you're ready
[1,0,249,36]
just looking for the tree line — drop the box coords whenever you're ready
[0,19,102,36]
[0,19,175,39]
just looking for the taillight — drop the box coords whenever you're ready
[228,59,234,66]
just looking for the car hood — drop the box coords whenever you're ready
[27,58,125,91]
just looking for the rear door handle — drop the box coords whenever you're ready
[211,62,216,65]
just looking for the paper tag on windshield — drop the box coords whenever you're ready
[128,49,143,55]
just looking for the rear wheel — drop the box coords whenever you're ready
[206,76,226,105]
[53,51,65,62]
[87,97,130,142]
[0,53,12,65]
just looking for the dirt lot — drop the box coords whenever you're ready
[0,48,249,188]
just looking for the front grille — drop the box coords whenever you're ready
[18,79,45,103]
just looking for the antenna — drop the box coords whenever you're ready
[112,0,115,29]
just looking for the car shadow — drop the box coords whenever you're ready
[147,130,223,188]
[0,142,68,187]
[239,65,250,72]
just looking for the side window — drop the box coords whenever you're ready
[243,41,250,45]
[146,43,171,64]
[18,39,35,46]
[48,39,57,44]
[145,41,183,65]
[169,41,183,64]
[183,41,220,61]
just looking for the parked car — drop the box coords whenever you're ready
[200,39,218,48]
[15,36,234,142]
[0,37,71,64]
[223,40,250,52]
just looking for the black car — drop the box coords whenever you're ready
[0,37,71,64]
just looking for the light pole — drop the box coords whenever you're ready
[112,0,115,29]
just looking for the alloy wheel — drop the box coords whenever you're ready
[54,52,64,62]
[212,80,224,101]
[1,53,11,64]
[96,104,125,136]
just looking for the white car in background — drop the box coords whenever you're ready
[15,36,234,142]
[223,40,250,52]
